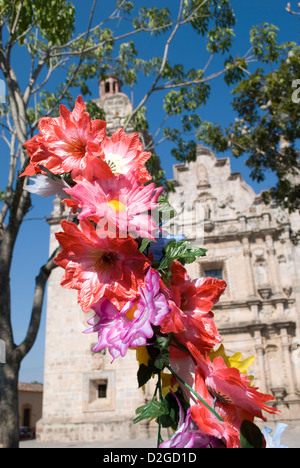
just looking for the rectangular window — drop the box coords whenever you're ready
[97,382,107,399]
[23,408,31,427]
[204,268,223,280]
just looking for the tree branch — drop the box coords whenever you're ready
[16,246,62,361]
[124,0,184,131]
[31,0,98,129]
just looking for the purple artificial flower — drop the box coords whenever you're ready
[159,393,224,449]
[84,268,170,360]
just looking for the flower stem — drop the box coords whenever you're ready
[157,375,163,447]
[166,365,224,422]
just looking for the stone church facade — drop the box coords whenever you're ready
[36,76,300,443]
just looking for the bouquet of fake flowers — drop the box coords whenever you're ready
[21,96,282,449]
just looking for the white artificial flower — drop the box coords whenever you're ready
[262,423,290,448]
[24,174,70,198]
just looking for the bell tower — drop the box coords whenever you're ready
[94,74,134,135]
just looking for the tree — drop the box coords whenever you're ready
[196,21,300,212]
[0,0,258,448]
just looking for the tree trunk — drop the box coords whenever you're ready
[0,249,20,448]
[0,358,20,448]
[0,237,59,448]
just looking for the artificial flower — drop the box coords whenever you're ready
[63,172,164,239]
[188,341,280,447]
[24,174,70,198]
[261,423,289,448]
[159,392,224,449]
[21,95,113,181]
[160,261,225,357]
[84,268,170,360]
[189,369,241,448]
[54,219,150,312]
[100,127,152,184]
[209,344,255,383]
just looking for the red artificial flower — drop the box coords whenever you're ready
[188,342,279,448]
[54,219,151,312]
[100,128,152,184]
[20,96,113,181]
[160,261,226,357]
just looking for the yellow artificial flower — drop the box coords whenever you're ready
[131,347,179,396]
[161,371,179,397]
[134,345,151,367]
[210,344,255,382]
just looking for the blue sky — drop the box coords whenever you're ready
[1,0,298,383]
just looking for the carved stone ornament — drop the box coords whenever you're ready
[283,287,293,298]
[203,220,215,232]
[258,287,272,300]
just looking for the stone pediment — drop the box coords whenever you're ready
[168,146,262,225]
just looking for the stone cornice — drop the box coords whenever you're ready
[214,296,295,310]
[217,320,296,336]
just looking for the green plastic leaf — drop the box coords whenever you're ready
[240,420,265,448]
[133,396,169,424]
[157,195,177,222]
[139,238,155,253]
[137,363,154,388]
[163,239,207,265]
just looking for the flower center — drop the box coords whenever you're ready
[126,301,138,321]
[65,136,87,158]
[105,154,126,175]
[207,386,232,406]
[107,199,126,212]
[93,250,117,273]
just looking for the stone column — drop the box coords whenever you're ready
[253,328,267,393]
[279,327,298,400]
[242,236,256,298]
[265,234,282,295]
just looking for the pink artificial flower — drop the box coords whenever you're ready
[100,128,152,184]
[64,173,164,239]
[84,268,170,360]
[54,219,151,312]
[160,261,226,358]
[21,96,113,181]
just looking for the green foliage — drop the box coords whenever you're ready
[157,238,207,284]
[250,23,282,63]
[1,0,274,204]
[159,389,189,430]
[196,23,300,212]
[161,238,207,266]
[156,194,177,221]
[0,0,75,45]
[133,394,169,424]
[133,6,172,36]
[239,420,265,448]
[85,101,106,121]
[137,332,172,388]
